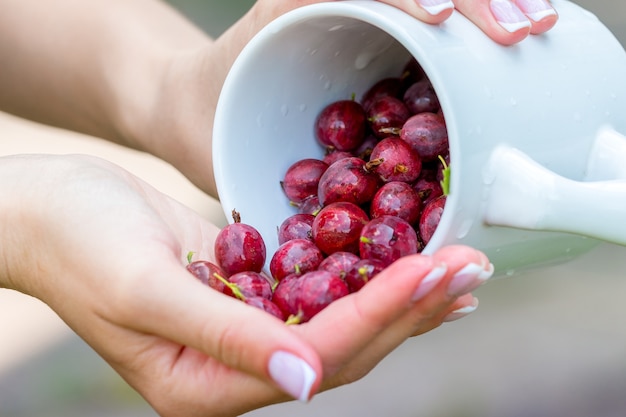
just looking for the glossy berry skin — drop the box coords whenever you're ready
[413,177,443,206]
[345,258,386,293]
[281,158,329,203]
[401,112,449,162]
[244,297,286,321]
[370,181,422,225]
[403,79,440,115]
[272,274,300,319]
[291,270,350,323]
[269,238,324,282]
[359,215,420,267]
[214,217,266,276]
[317,251,360,279]
[224,271,273,300]
[361,77,404,111]
[323,150,352,166]
[312,202,370,255]
[315,99,367,151]
[278,213,315,245]
[366,96,411,139]
[186,260,227,292]
[369,137,422,183]
[419,195,446,246]
[297,195,323,216]
[352,134,379,161]
[318,157,380,206]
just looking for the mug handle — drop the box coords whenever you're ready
[482,142,626,246]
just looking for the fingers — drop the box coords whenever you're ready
[110,258,323,403]
[298,245,492,387]
[512,0,558,34]
[379,0,558,45]
[453,0,557,45]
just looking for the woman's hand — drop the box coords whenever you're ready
[0,154,492,417]
[255,1,558,46]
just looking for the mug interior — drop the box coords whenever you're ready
[214,13,437,260]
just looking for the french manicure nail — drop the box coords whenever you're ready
[490,0,532,32]
[443,297,479,322]
[269,351,317,402]
[417,0,455,16]
[515,0,557,22]
[411,263,448,302]
[447,262,494,297]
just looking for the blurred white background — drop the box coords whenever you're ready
[1,1,625,416]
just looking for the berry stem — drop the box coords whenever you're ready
[186,251,195,264]
[231,209,242,224]
[213,273,246,301]
[438,155,451,196]
[285,313,303,325]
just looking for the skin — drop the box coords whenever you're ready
[0,1,555,415]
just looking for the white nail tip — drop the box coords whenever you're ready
[420,1,455,15]
[269,351,317,403]
[498,20,532,33]
[527,8,557,22]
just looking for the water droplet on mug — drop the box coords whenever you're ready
[334,50,341,57]
[328,24,344,32]
[309,48,318,56]
[510,97,518,106]
[299,104,307,112]
[323,81,332,91]
[256,114,264,128]
[280,105,289,117]
[355,52,374,70]
[505,269,515,277]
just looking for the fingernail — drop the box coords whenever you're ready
[268,351,317,402]
[411,263,448,302]
[443,297,479,322]
[447,262,494,297]
[417,0,455,15]
[490,0,532,32]
[514,0,557,22]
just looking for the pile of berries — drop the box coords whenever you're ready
[187,58,450,324]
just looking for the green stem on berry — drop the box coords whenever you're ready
[186,251,195,264]
[438,155,451,196]
[213,272,246,301]
[285,312,303,325]
[358,267,370,284]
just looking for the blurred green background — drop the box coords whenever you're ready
[1,1,626,417]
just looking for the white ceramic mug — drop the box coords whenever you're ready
[213,0,626,276]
